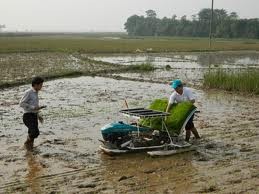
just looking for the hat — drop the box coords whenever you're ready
[171,79,182,89]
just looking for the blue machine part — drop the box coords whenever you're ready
[101,121,149,140]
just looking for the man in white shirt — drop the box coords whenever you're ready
[20,76,46,150]
[166,79,200,142]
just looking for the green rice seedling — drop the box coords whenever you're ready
[204,70,259,94]
[140,99,196,135]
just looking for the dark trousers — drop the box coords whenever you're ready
[185,115,195,130]
[23,113,40,139]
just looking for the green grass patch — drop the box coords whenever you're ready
[125,63,155,72]
[204,70,259,94]
[140,99,196,135]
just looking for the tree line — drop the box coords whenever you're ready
[124,9,259,39]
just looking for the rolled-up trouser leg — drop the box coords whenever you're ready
[185,115,194,141]
[185,130,191,142]
[191,128,200,139]
[185,114,200,140]
[23,113,40,139]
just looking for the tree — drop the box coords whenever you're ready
[192,15,198,21]
[157,17,171,36]
[124,9,259,39]
[146,10,157,18]
[172,14,177,20]
[229,12,238,20]
[124,15,142,36]
[197,9,211,37]
[143,17,158,36]
[214,9,228,21]
[198,8,211,21]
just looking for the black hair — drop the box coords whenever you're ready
[178,84,183,88]
[32,76,44,86]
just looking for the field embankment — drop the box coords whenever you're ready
[0,52,156,89]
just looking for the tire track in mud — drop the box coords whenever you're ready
[118,172,198,193]
[0,166,104,192]
[1,76,259,193]
[192,104,259,194]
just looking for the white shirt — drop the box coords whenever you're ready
[19,88,39,113]
[169,87,195,104]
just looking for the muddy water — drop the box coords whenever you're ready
[92,52,259,86]
[0,76,258,193]
[91,51,259,68]
[112,69,205,86]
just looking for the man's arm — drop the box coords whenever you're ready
[190,99,195,104]
[19,91,35,110]
[166,103,172,113]
[19,91,40,111]
[167,93,175,112]
[186,88,195,104]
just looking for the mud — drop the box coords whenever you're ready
[92,52,259,86]
[0,76,258,193]
[0,52,118,87]
[91,51,259,68]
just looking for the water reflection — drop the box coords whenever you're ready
[25,151,43,194]
[113,68,204,86]
[91,52,259,69]
[100,52,259,86]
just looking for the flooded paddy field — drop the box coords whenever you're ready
[2,51,259,88]
[0,76,258,193]
[91,51,259,68]
[91,51,259,86]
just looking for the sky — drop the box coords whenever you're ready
[1,0,259,32]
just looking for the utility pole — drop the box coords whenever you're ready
[209,0,214,49]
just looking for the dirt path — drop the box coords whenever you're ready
[0,77,258,193]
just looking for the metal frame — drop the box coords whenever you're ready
[119,107,196,149]
[178,108,197,136]
[100,107,197,155]
[120,108,173,144]
[120,108,170,118]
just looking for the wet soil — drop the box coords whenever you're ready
[91,51,259,68]
[2,51,259,89]
[92,51,259,87]
[0,76,258,193]
[0,53,120,88]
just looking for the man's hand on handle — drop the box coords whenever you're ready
[38,115,44,124]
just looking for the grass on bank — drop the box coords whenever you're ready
[203,70,259,95]
[1,35,259,54]
[79,56,155,72]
